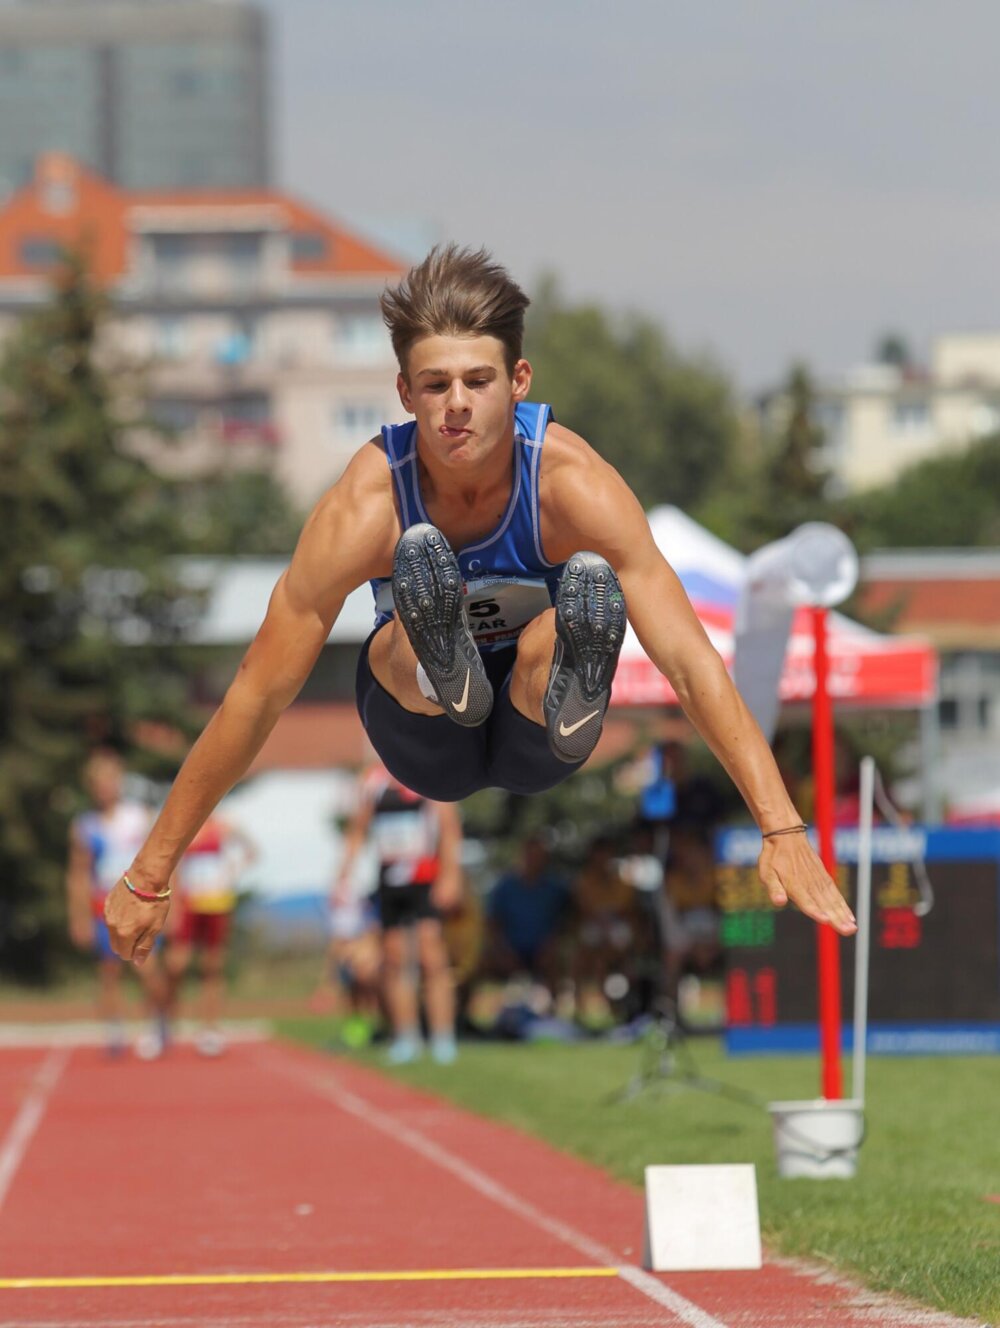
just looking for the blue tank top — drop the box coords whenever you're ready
[371,402,563,652]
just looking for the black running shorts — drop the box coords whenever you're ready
[355,628,586,803]
[377,882,439,932]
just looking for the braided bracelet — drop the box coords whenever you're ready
[761,824,808,840]
[123,873,172,903]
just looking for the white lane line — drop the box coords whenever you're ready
[259,1048,730,1328]
[0,1048,69,1213]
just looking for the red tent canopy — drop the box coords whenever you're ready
[611,507,937,709]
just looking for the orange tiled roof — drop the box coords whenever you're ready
[0,153,406,284]
[859,578,1000,627]
[858,577,1000,648]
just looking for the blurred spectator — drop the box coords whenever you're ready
[618,819,668,1015]
[166,816,256,1057]
[442,881,486,1030]
[482,835,570,996]
[658,826,723,1003]
[572,833,639,1019]
[310,891,382,1047]
[334,763,462,1065]
[65,748,168,1058]
[660,740,726,836]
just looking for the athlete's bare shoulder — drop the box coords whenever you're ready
[287,437,401,604]
[537,421,649,564]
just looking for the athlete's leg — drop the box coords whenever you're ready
[357,630,490,802]
[163,937,191,1011]
[377,897,419,1062]
[134,948,172,1059]
[507,608,557,722]
[199,944,226,1029]
[367,618,441,716]
[97,957,126,1042]
[416,917,456,1060]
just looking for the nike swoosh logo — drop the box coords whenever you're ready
[452,670,472,713]
[559,709,600,737]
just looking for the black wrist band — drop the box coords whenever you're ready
[761,823,808,840]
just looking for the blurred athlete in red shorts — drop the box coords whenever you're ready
[167,816,256,1056]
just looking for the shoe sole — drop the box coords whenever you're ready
[543,552,626,763]
[392,523,493,727]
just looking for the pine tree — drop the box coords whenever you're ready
[0,255,203,979]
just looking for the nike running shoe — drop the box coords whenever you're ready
[392,523,493,727]
[544,551,626,763]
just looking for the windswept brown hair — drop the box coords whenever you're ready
[380,244,530,377]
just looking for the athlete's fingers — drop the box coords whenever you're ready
[758,863,788,909]
[131,928,155,966]
[107,923,135,961]
[821,885,858,936]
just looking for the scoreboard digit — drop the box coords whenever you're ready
[716,826,1000,1054]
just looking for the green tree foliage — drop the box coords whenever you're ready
[0,257,208,979]
[178,469,304,557]
[525,277,741,512]
[698,362,839,552]
[846,433,1000,549]
[874,331,914,371]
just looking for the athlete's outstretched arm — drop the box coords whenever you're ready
[545,446,856,938]
[106,449,398,964]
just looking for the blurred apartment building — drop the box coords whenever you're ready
[804,339,1000,819]
[858,550,1000,823]
[0,0,269,195]
[806,334,1000,493]
[0,153,406,505]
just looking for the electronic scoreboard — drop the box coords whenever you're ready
[716,826,1000,1054]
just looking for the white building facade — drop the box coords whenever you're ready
[0,154,406,507]
[813,334,1000,492]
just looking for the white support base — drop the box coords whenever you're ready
[642,1164,762,1272]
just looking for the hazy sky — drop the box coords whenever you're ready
[264,0,1000,390]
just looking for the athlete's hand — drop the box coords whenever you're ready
[104,878,170,965]
[432,869,462,913]
[757,834,857,936]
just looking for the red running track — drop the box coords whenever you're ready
[0,1040,977,1328]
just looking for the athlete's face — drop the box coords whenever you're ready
[398,334,531,467]
[84,754,123,811]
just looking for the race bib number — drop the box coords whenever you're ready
[371,809,435,862]
[462,577,552,646]
[377,576,552,647]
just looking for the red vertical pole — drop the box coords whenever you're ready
[811,604,843,1100]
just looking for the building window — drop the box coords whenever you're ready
[892,399,931,434]
[19,236,62,268]
[221,393,270,424]
[171,68,205,96]
[938,651,1000,735]
[333,402,382,446]
[971,401,1000,439]
[214,317,256,366]
[155,316,187,359]
[292,232,329,262]
[150,397,201,433]
[222,233,262,280]
[334,313,390,365]
[218,393,278,446]
[151,233,193,293]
